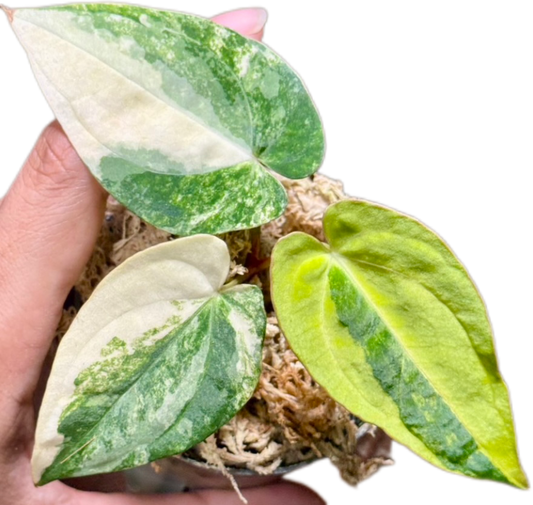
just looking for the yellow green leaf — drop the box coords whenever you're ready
[271,200,528,488]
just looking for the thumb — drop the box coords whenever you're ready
[0,121,107,401]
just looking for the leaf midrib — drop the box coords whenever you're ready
[341,243,500,384]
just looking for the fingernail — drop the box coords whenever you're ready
[282,477,333,505]
[212,8,268,37]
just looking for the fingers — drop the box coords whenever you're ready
[75,481,325,505]
[0,121,107,403]
[212,8,268,41]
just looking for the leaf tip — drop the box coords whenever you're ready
[0,3,14,24]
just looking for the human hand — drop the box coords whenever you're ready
[0,8,325,505]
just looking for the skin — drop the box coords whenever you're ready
[0,9,325,505]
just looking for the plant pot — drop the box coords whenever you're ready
[153,456,313,491]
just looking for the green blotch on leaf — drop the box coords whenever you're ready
[328,264,508,483]
[101,157,287,235]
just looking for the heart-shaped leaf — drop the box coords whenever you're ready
[8,4,324,234]
[32,235,266,485]
[271,200,528,488]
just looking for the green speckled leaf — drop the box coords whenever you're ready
[271,200,528,489]
[32,235,265,485]
[9,3,324,234]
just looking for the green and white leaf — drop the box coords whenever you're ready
[9,4,324,235]
[271,200,528,488]
[32,235,266,485]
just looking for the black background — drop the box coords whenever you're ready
[0,0,533,503]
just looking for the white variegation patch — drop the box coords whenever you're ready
[12,9,251,177]
[225,287,261,353]
[259,69,280,99]
[138,13,151,27]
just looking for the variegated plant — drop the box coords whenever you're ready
[3,1,528,492]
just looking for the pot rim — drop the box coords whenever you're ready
[177,455,317,476]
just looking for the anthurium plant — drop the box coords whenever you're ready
[2,2,528,491]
